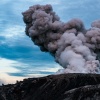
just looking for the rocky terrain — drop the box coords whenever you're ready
[0,73,100,100]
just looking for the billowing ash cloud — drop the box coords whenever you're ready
[22,4,100,74]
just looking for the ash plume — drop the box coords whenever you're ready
[22,4,100,74]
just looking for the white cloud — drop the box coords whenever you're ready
[26,64,62,77]
[0,25,25,46]
[27,73,47,77]
[31,64,61,72]
[0,73,26,85]
[0,57,27,85]
[0,25,24,38]
[0,57,62,84]
[0,57,21,73]
[0,25,37,47]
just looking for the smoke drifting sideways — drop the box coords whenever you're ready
[22,4,100,74]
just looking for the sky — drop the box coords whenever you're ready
[0,0,100,85]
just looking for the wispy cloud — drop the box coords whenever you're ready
[0,57,26,84]
[0,57,62,84]
[0,57,20,73]
[0,25,37,47]
[0,25,24,38]
[8,61,62,77]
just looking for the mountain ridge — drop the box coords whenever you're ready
[0,73,100,100]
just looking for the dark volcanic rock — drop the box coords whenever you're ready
[1,73,100,100]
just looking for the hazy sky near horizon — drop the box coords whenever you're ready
[0,0,100,84]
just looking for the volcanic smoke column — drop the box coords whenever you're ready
[22,4,100,73]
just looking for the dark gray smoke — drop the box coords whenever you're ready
[22,4,100,74]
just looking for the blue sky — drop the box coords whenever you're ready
[0,0,100,84]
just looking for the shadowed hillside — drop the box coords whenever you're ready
[0,73,100,100]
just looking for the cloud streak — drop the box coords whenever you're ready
[0,57,61,84]
[0,57,26,85]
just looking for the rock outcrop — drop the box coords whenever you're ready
[0,73,100,100]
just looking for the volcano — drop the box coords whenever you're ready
[0,73,100,100]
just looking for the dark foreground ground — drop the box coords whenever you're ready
[0,73,100,100]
